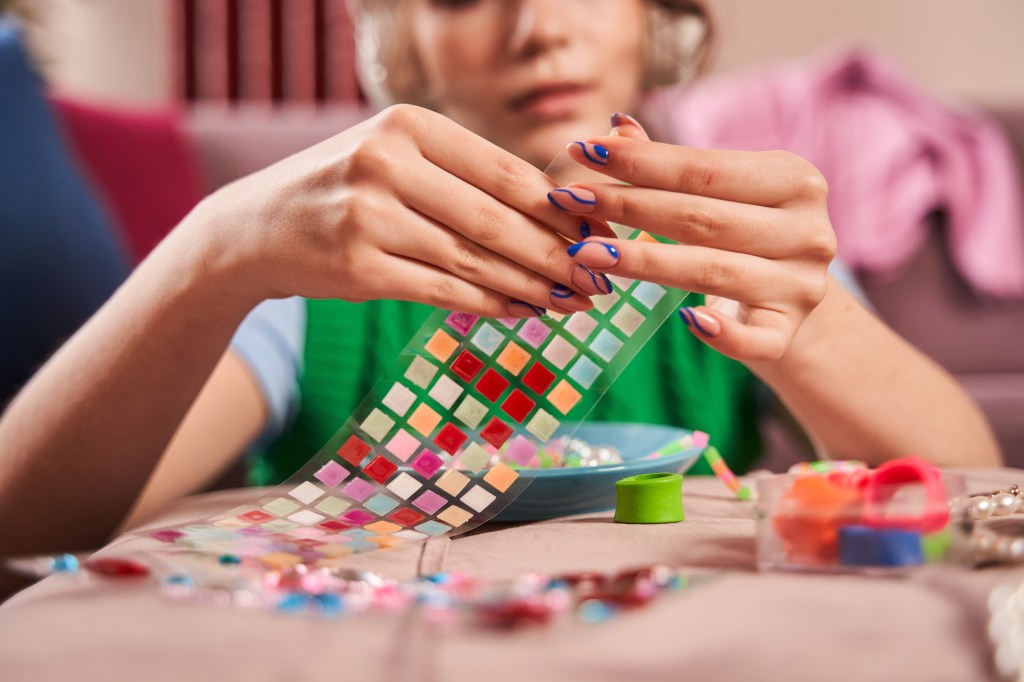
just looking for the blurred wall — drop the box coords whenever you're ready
[16,0,1024,106]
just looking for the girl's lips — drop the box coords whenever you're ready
[509,82,591,119]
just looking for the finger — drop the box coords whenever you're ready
[610,112,651,141]
[566,135,826,208]
[678,305,793,363]
[550,181,807,258]
[567,237,799,305]
[400,106,617,241]
[398,157,612,296]
[380,206,594,315]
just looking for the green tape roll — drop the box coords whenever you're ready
[614,472,685,524]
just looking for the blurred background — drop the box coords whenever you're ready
[15,0,1024,107]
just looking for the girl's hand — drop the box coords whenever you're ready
[186,104,617,317]
[554,115,836,362]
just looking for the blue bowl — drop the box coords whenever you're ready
[487,422,703,522]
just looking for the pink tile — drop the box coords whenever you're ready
[314,460,349,487]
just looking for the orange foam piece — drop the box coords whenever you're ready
[773,476,862,563]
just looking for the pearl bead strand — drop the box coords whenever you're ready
[969,485,1024,564]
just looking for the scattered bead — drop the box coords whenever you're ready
[218,554,242,565]
[82,557,150,579]
[51,554,79,573]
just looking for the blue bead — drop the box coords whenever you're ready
[218,554,242,565]
[314,593,344,616]
[51,554,79,573]
[165,574,194,587]
[277,592,312,614]
[423,573,449,584]
[839,525,924,567]
[578,600,617,624]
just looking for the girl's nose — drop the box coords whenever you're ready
[507,0,572,58]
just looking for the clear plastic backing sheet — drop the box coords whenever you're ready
[144,148,690,574]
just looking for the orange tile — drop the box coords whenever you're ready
[424,330,459,362]
[483,462,520,493]
[547,380,582,415]
[259,552,303,570]
[408,404,442,436]
[635,231,659,244]
[365,520,401,535]
[437,505,474,528]
[496,341,531,375]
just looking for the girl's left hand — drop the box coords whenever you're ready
[554,117,836,363]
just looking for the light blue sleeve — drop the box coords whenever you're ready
[229,296,306,445]
[829,258,871,308]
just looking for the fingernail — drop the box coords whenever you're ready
[567,241,618,268]
[549,284,592,312]
[547,187,596,214]
[580,220,591,238]
[509,299,546,317]
[679,307,721,337]
[611,112,643,130]
[571,264,612,295]
[570,141,609,167]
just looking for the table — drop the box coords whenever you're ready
[1,468,1020,681]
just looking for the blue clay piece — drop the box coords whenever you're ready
[51,554,79,573]
[839,525,924,567]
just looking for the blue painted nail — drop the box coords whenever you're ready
[572,141,609,166]
[567,242,584,257]
[550,284,575,300]
[580,220,591,238]
[547,187,597,213]
[678,308,691,327]
[510,299,546,316]
[679,307,713,336]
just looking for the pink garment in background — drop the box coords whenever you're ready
[642,48,1024,299]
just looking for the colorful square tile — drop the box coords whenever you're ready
[263,497,301,517]
[547,380,583,415]
[381,382,416,416]
[408,403,442,436]
[368,534,404,549]
[496,317,521,330]
[632,281,667,310]
[541,336,578,369]
[424,329,459,361]
[445,311,480,336]
[435,469,471,496]
[591,329,625,362]
[314,496,351,516]
[365,520,402,535]
[525,409,560,441]
[337,435,372,467]
[567,355,602,389]
[411,450,445,478]
[592,291,619,314]
[476,369,510,402]
[364,493,400,515]
[517,317,552,348]
[412,490,447,515]
[261,519,298,532]
[260,552,303,570]
[461,485,497,513]
[341,509,376,526]
[522,363,555,394]
[395,529,428,542]
[415,520,452,536]
[500,388,535,423]
[389,508,426,527]
[453,395,488,429]
[318,520,351,532]
[608,274,634,292]
[288,481,325,505]
[346,539,378,553]
[239,510,273,523]
[496,341,531,375]
[428,374,463,409]
[505,435,538,467]
[404,356,438,389]
[364,455,399,484]
[433,423,468,455]
[459,442,492,473]
[385,428,420,462]
[360,408,395,442]
[470,322,505,356]
[341,478,375,502]
[314,461,349,488]
[563,312,598,342]
[480,417,514,449]
[386,472,422,500]
[611,303,645,336]
[288,509,326,526]
[483,462,520,492]
[451,350,485,382]
[437,505,474,528]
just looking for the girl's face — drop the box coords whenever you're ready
[410,0,646,168]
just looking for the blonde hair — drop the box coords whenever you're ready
[354,0,713,109]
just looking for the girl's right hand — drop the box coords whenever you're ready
[185,104,616,317]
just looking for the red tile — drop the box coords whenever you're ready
[434,423,469,454]
[364,455,398,484]
[318,520,352,531]
[337,435,372,466]
[476,368,510,402]
[240,510,273,523]
[480,417,514,448]
[451,350,484,382]
[389,508,426,527]
[500,389,536,423]
[522,363,555,394]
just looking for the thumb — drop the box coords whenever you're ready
[610,112,651,141]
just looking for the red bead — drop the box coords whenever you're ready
[82,557,150,579]
[434,424,469,455]
[477,599,552,629]
[476,369,510,402]
[451,350,484,382]
[364,455,399,484]
[522,363,555,394]
[337,435,372,467]
[480,417,514,449]
[500,389,535,423]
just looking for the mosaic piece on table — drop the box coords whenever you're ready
[147,154,690,571]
